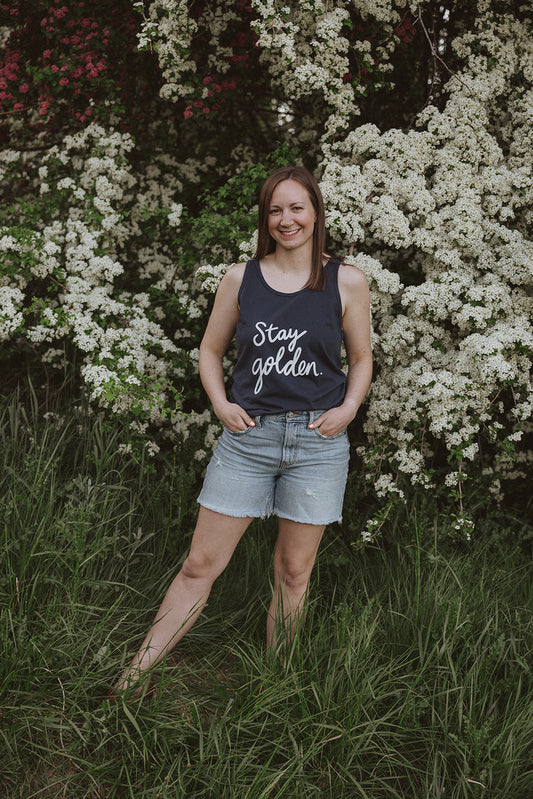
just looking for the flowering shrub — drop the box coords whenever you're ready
[0,0,531,540]
[0,124,187,423]
[320,9,533,538]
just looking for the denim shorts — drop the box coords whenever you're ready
[197,410,350,525]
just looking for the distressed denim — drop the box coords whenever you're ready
[197,410,350,524]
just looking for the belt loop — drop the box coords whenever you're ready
[255,414,262,428]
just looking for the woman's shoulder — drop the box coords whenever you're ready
[218,261,248,290]
[335,259,369,291]
[226,261,248,278]
[334,259,370,316]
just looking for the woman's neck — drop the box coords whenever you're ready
[263,247,312,275]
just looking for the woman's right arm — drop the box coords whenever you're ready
[199,264,256,432]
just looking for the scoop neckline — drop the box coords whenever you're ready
[254,258,333,297]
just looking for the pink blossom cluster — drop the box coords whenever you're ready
[0,0,138,135]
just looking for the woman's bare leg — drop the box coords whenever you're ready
[116,507,253,691]
[266,518,326,658]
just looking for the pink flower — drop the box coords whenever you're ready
[202,107,210,114]
[59,77,69,86]
[51,64,59,73]
[13,102,24,111]
[19,83,30,93]
[184,106,193,119]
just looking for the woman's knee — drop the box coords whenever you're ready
[274,558,312,592]
[181,551,225,582]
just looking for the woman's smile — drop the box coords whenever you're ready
[279,228,301,237]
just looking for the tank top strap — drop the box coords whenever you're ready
[325,257,342,274]
[323,257,343,314]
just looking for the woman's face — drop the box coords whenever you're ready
[267,179,317,253]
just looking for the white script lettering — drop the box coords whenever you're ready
[252,346,320,394]
[252,321,308,352]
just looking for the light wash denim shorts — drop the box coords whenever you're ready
[197,410,350,525]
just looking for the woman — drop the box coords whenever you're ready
[116,166,372,693]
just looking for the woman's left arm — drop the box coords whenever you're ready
[309,264,373,437]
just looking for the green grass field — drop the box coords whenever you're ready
[1,392,531,798]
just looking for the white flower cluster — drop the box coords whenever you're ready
[1,123,191,423]
[251,1,352,138]
[353,0,402,24]
[320,7,533,516]
[195,263,232,293]
[0,286,24,340]
[250,0,399,140]
[135,0,198,100]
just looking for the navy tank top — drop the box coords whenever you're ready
[230,258,346,415]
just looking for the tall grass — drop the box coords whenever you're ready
[1,392,531,798]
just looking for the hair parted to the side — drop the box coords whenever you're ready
[254,165,327,291]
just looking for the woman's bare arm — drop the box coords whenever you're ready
[309,264,373,436]
[199,264,256,431]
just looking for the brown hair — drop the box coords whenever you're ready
[254,165,327,291]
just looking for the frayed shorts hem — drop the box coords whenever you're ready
[197,500,262,519]
[198,500,342,526]
[275,510,342,526]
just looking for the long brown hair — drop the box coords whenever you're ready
[254,166,327,291]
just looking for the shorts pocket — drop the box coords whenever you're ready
[313,427,347,440]
[225,425,254,437]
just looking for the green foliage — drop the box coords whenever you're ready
[0,394,532,797]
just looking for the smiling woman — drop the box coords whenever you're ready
[113,165,372,696]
